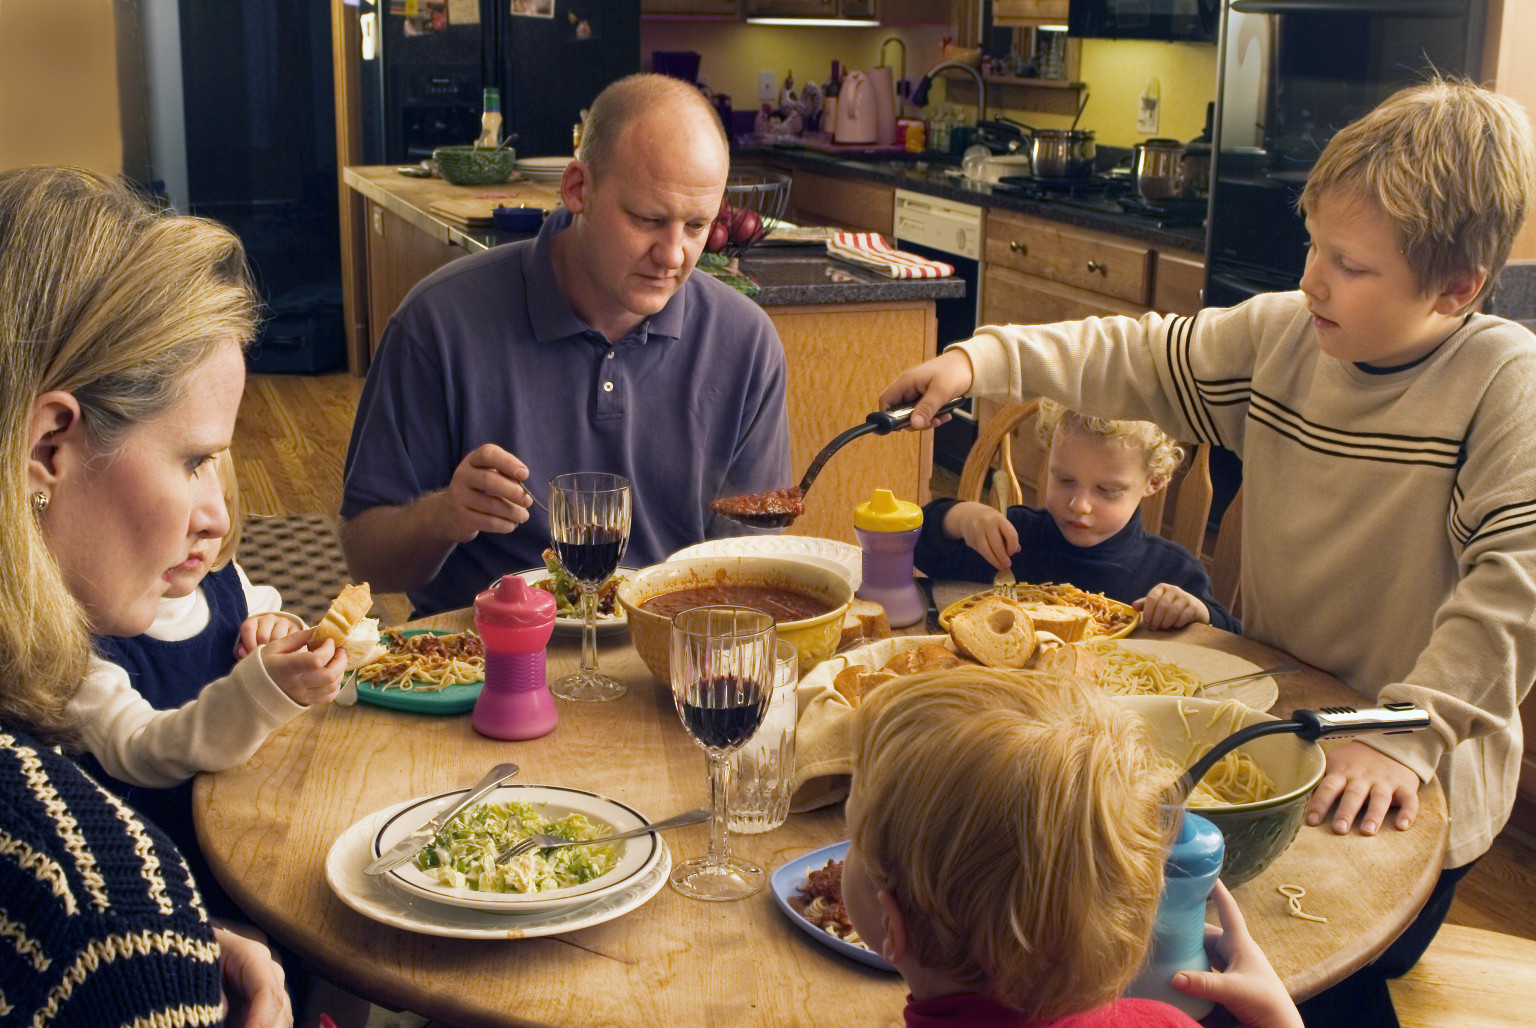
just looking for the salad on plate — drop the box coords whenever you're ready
[416,800,619,894]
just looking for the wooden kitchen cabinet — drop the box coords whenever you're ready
[788,170,895,235]
[985,208,1152,305]
[744,0,876,17]
[1153,247,1206,315]
[641,0,739,13]
[363,199,468,355]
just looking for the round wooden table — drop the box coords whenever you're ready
[194,600,1445,1027]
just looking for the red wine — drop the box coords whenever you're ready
[680,676,768,750]
[553,526,625,583]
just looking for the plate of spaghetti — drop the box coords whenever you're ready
[937,581,1139,639]
[1088,639,1279,712]
[770,842,895,972]
[353,629,486,714]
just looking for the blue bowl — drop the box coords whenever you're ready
[493,205,545,232]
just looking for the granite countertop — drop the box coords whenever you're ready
[735,144,1208,253]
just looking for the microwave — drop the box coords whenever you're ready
[1068,0,1220,42]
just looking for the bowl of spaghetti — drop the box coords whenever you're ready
[1114,694,1325,886]
[938,581,1139,639]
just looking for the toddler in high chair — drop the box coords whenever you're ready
[915,400,1237,632]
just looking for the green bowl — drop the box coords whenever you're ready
[433,145,515,186]
[1113,695,1326,887]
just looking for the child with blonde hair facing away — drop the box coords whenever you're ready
[884,76,1536,1026]
[842,667,1301,1028]
[916,400,1237,632]
[69,449,345,912]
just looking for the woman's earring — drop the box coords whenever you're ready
[31,491,49,515]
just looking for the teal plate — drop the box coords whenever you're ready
[354,629,483,715]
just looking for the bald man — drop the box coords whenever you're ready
[341,74,791,616]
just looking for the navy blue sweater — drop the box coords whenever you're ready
[915,499,1240,634]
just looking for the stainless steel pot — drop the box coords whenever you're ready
[1133,138,1186,199]
[1031,128,1095,177]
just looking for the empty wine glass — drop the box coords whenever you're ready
[548,472,632,702]
[669,605,775,900]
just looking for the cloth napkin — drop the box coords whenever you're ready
[827,232,955,279]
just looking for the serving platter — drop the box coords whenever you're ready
[509,568,634,637]
[938,585,1140,638]
[327,808,669,939]
[353,629,483,715]
[668,536,862,592]
[367,784,661,913]
[771,842,895,972]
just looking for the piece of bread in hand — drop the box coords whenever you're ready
[1018,602,1093,643]
[833,664,896,707]
[949,594,1037,668]
[881,642,970,676]
[1029,642,1107,686]
[311,583,384,668]
[838,599,892,650]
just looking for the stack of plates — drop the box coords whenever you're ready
[515,156,573,183]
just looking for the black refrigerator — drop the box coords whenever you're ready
[360,1,640,165]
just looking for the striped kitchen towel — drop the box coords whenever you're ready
[827,232,955,279]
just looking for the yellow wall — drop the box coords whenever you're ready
[0,0,123,174]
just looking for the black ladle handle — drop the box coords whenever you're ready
[1178,702,1430,801]
[797,398,967,495]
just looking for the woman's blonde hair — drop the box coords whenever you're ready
[211,449,242,571]
[1036,398,1184,481]
[0,167,257,741]
[577,73,727,181]
[1299,76,1535,308]
[848,668,1175,1020]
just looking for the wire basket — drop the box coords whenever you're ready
[712,168,792,260]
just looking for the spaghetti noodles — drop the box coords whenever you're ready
[354,629,485,692]
[943,582,1137,638]
[1170,700,1278,807]
[1085,641,1205,697]
[789,859,868,950]
[1278,884,1328,923]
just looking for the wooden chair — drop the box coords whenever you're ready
[957,401,1214,560]
[1388,923,1536,1028]
[1210,486,1243,618]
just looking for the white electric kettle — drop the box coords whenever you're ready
[834,70,878,145]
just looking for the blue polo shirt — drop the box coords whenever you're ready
[341,208,791,616]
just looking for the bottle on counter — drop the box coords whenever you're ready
[853,488,926,629]
[1126,810,1223,1020]
[475,86,502,148]
[823,61,842,136]
[471,574,557,740]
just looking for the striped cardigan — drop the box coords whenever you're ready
[0,723,224,1026]
[956,290,1536,867]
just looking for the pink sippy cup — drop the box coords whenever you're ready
[472,575,557,740]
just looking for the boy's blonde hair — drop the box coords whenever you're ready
[848,668,1175,1020]
[0,167,257,741]
[211,449,242,571]
[1037,398,1184,481]
[1300,76,1535,306]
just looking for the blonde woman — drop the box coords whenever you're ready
[0,166,293,1026]
[842,668,1300,1027]
[914,400,1237,631]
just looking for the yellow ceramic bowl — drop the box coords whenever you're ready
[1113,695,1326,886]
[938,586,1140,639]
[616,555,853,684]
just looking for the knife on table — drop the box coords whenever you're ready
[363,762,520,875]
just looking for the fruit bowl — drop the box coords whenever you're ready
[706,168,791,261]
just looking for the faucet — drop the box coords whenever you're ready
[912,60,988,125]
[880,36,907,82]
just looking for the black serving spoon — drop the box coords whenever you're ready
[1178,702,1431,802]
[713,398,968,530]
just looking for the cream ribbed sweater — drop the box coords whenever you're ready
[955,291,1536,867]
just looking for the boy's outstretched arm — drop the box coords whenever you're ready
[1171,881,1302,1028]
[879,349,974,430]
[1304,742,1421,836]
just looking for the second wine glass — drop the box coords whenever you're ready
[548,472,632,702]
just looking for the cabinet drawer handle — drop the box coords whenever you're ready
[1009,240,1027,255]
[1086,260,1107,276]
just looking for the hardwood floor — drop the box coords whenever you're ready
[236,370,1536,943]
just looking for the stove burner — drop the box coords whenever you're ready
[1116,196,1208,228]
[996,174,1123,199]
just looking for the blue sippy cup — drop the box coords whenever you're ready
[1126,810,1224,1019]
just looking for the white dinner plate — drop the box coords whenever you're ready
[367,784,662,913]
[1111,639,1279,712]
[668,537,862,592]
[771,842,895,972]
[327,807,669,938]
[508,568,633,637]
[514,156,572,181]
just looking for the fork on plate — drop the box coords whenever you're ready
[494,807,710,865]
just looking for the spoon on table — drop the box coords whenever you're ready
[1176,703,1429,802]
[712,398,968,530]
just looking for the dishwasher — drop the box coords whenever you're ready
[892,189,984,473]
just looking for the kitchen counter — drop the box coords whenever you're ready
[735,143,1207,254]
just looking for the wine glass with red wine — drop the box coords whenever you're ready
[548,472,632,702]
[668,605,775,900]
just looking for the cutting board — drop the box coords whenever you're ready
[428,192,552,228]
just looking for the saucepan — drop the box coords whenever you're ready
[1031,128,1096,178]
